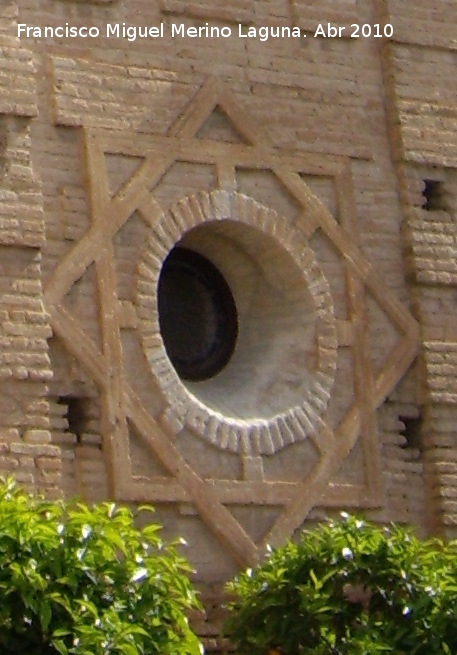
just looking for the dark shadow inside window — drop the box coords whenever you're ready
[399,414,423,450]
[422,180,446,211]
[58,396,88,444]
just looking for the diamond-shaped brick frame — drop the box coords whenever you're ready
[43,78,420,567]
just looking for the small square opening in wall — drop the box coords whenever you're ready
[399,414,423,451]
[57,396,88,444]
[422,179,446,211]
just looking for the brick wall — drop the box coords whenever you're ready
[379,0,457,537]
[1,0,457,648]
[0,1,59,496]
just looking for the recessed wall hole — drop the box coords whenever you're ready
[58,396,88,444]
[399,414,423,450]
[422,180,446,211]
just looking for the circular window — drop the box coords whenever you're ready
[137,190,337,455]
[158,247,238,381]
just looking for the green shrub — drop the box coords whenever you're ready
[0,478,202,655]
[226,514,457,654]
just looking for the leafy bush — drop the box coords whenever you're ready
[226,514,457,655]
[0,478,202,655]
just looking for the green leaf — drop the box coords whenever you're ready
[52,628,71,638]
[118,644,139,655]
[51,639,68,655]
[40,600,52,631]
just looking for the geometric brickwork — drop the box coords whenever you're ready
[43,78,420,567]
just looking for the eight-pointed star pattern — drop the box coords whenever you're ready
[44,78,420,567]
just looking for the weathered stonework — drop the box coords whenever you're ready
[2,0,457,649]
[0,1,57,497]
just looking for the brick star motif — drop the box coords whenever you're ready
[44,78,420,567]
